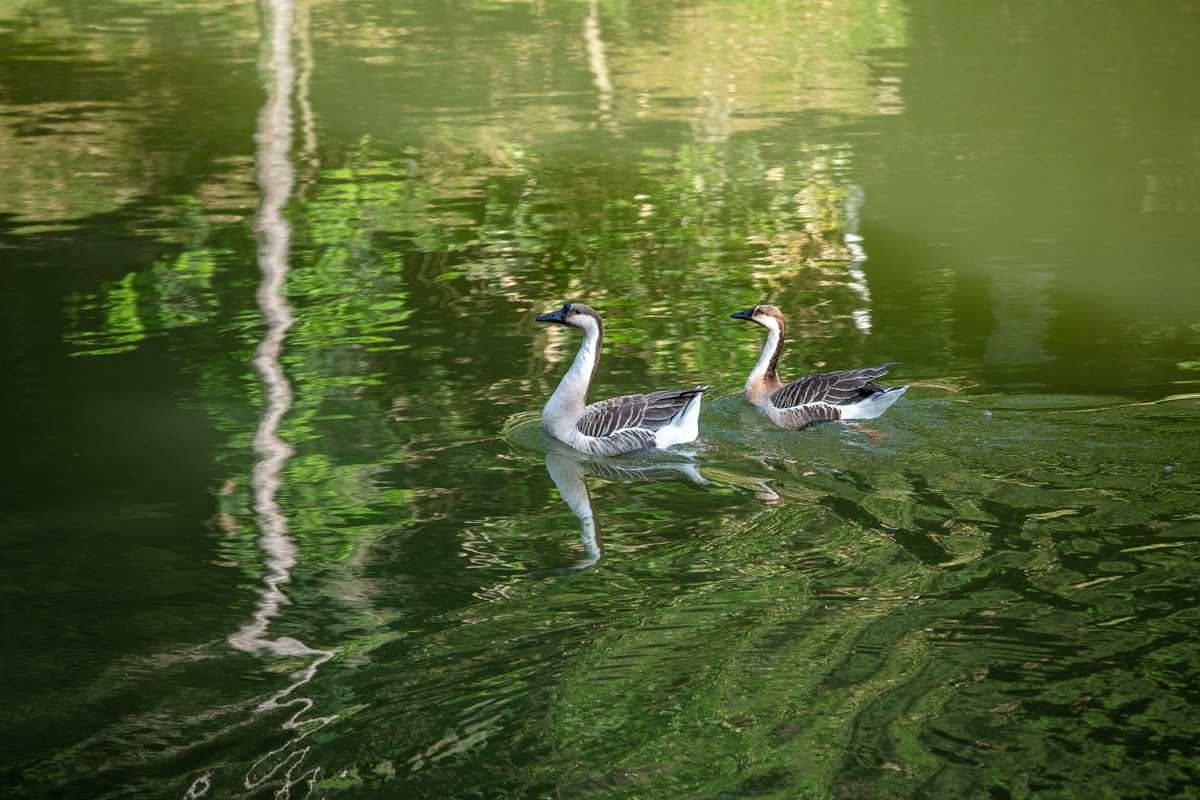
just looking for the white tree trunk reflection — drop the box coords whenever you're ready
[215,0,338,794]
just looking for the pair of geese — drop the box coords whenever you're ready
[536,302,907,458]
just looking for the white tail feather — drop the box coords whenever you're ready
[839,386,908,420]
[654,392,705,448]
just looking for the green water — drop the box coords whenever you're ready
[2,1,1199,798]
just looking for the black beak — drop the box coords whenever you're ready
[537,304,571,324]
[730,308,755,321]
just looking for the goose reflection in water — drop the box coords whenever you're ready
[542,450,718,572]
[543,453,605,571]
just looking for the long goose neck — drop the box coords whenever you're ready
[746,319,785,404]
[545,318,603,420]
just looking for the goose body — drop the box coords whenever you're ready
[536,303,709,457]
[731,305,906,429]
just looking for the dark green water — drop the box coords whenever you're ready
[2,1,1199,798]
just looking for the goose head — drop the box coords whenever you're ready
[730,304,785,333]
[537,303,602,335]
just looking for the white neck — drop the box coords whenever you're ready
[544,320,601,429]
[745,319,782,403]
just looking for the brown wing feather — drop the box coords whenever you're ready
[576,394,647,438]
[575,386,709,440]
[769,363,899,416]
[768,402,840,429]
[586,428,658,457]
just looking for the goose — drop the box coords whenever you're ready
[535,303,710,457]
[731,305,907,429]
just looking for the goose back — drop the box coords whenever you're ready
[765,363,901,429]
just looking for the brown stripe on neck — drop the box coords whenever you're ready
[766,315,785,386]
[584,307,604,399]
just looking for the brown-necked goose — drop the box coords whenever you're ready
[731,304,906,429]
[535,303,710,457]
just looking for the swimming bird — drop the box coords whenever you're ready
[730,305,906,429]
[535,303,709,457]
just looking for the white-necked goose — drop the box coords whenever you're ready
[535,303,709,457]
[731,305,906,429]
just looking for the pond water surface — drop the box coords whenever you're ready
[3,1,1200,798]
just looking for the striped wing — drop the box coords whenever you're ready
[768,363,898,429]
[575,387,708,455]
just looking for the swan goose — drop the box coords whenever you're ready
[536,303,709,457]
[731,305,906,429]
